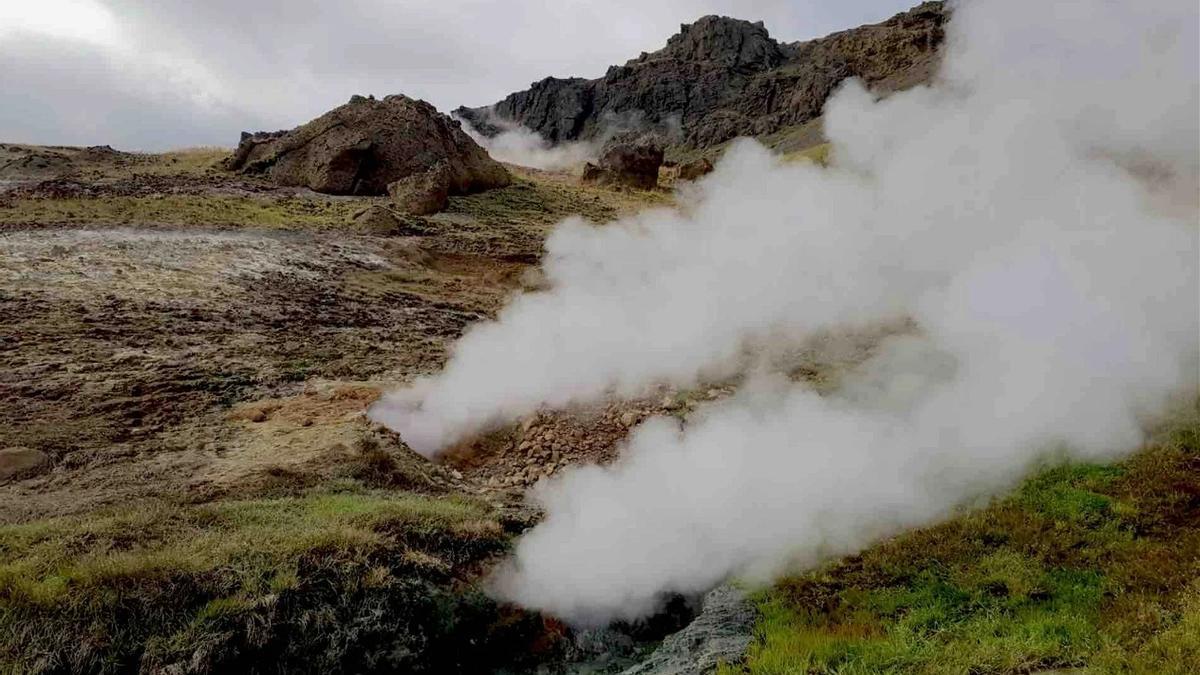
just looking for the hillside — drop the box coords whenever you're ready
[726,409,1200,674]
[455,2,946,152]
[2,0,1197,672]
[0,144,677,672]
[1,137,1195,673]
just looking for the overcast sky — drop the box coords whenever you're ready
[0,0,918,151]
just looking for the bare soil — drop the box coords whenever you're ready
[0,144,666,525]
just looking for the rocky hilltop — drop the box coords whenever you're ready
[455,1,945,149]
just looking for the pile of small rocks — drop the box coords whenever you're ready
[448,386,735,490]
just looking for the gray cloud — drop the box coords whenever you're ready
[0,31,263,149]
[1,0,917,150]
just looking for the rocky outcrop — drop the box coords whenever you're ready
[349,204,433,236]
[226,94,511,206]
[620,586,757,675]
[677,157,714,181]
[455,2,946,150]
[582,136,665,190]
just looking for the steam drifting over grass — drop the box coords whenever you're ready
[372,0,1199,623]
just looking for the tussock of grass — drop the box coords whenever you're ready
[723,407,1200,674]
[0,488,532,673]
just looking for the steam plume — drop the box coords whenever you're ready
[373,0,1199,622]
[456,113,599,171]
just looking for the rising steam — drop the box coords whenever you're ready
[456,112,599,171]
[372,0,1199,623]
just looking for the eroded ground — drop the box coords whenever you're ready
[0,144,688,672]
[0,145,674,522]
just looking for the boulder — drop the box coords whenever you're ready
[0,446,49,481]
[581,136,664,190]
[225,94,511,211]
[388,162,451,215]
[677,157,714,181]
[349,204,432,236]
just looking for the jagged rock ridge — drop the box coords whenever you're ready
[455,1,946,149]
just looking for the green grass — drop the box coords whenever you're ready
[0,165,666,233]
[722,407,1200,674]
[0,486,544,673]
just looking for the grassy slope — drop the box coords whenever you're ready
[721,407,1200,674]
[0,483,553,673]
[0,149,668,232]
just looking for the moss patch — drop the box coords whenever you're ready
[724,407,1200,674]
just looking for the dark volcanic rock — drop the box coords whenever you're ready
[582,136,665,190]
[226,94,511,203]
[456,2,946,150]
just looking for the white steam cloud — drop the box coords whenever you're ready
[456,113,599,171]
[372,0,1199,623]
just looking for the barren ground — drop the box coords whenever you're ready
[0,144,678,521]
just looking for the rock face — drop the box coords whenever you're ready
[677,157,714,181]
[582,137,665,189]
[226,94,511,205]
[620,586,757,675]
[387,161,453,215]
[455,2,946,150]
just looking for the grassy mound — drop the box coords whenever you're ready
[722,407,1200,674]
[0,487,551,673]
